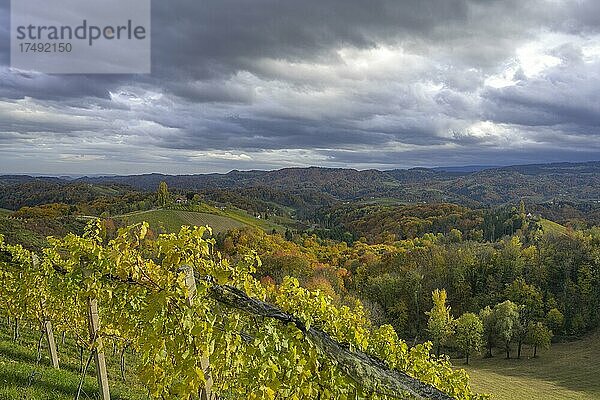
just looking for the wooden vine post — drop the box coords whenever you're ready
[32,255,59,369]
[183,265,214,400]
[41,307,60,368]
[83,268,111,400]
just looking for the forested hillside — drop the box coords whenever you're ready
[74,161,600,205]
[0,162,599,399]
[4,161,599,207]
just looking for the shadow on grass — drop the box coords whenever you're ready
[0,341,39,364]
[0,341,83,375]
[0,366,95,398]
[0,364,142,400]
[0,324,146,400]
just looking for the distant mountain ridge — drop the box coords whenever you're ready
[1,161,599,207]
[432,165,498,173]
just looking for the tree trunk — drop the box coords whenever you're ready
[465,352,470,365]
[79,346,84,373]
[486,342,493,358]
[436,343,440,358]
[120,345,127,382]
[37,330,44,362]
[505,342,510,359]
[13,318,19,341]
[517,340,522,359]
[533,345,537,358]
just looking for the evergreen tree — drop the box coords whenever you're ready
[157,181,170,207]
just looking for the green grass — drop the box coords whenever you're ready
[118,209,248,234]
[219,207,286,233]
[0,321,146,400]
[0,208,13,216]
[116,201,289,234]
[539,218,568,236]
[463,332,600,399]
[2,319,598,400]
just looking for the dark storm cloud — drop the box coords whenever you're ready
[0,69,117,100]
[146,0,555,92]
[154,117,403,151]
[150,0,470,73]
[0,0,599,173]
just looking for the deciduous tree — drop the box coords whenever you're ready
[455,313,483,364]
[493,300,520,359]
[427,289,454,357]
[546,308,564,335]
[527,322,553,358]
[479,306,495,358]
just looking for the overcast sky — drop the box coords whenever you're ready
[1,0,599,174]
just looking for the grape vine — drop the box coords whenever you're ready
[0,220,485,399]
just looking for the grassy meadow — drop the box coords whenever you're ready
[539,218,568,236]
[463,332,600,400]
[117,209,247,234]
[115,203,288,234]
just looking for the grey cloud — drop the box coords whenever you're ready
[483,57,600,129]
[0,0,599,174]
[166,80,256,104]
[317,143,600,169]
[0,68,115,100]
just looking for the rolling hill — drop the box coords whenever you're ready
[1,161,599,227]
[73,161,600,206]
[115,203,287,234]
[117,209,248,234]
